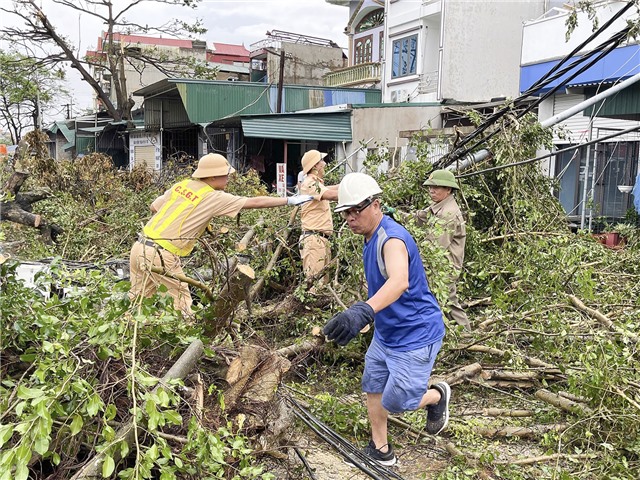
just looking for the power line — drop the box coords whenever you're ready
[439,2,636,167]
[456,124,640,179]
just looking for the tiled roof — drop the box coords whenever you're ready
[104,33,194,49]
[211,42,250,57]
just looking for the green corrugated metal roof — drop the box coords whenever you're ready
[177,82,272,123]
[585,83,640,120]
[55,122,75,144]
[137,78,380,124]
[241,113,351,141]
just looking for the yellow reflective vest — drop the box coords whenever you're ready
[143,179,215,256]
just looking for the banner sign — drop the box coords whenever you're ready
[276,163,287,197]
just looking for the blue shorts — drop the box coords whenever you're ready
[362,336,442,413]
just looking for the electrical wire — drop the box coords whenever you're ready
[446,4,634,157]
[286,395,406,480]
[441,27,631,167]
[456,124,640,178]
[439,2,636,167]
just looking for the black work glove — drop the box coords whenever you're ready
[322,301,375,346]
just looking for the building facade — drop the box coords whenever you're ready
[86,33,249,111]
[249,30,347,86]
[323,0,554,172]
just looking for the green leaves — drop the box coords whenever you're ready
[102,454,115,477]
[69,414,83,436]
[0,424,13,449]
[16,385,45,400]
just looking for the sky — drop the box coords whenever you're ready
[3,0,349,117]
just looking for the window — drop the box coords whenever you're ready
[391,34,418,78]
[554,141,638,220]
[354,35,373,65]
[355,9,384,33]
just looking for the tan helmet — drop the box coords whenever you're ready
[192,153,235,178]
[335,172,382,212]
[423,169,459,189]
[301,150,328,174]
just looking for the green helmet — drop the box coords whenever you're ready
[423,169,459,189]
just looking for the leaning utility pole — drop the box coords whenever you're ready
[276,49,285,113]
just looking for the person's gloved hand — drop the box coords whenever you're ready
[323,301,375,346]
[287,194,314,206]
[382,205,397,215]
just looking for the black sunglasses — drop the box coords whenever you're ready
[340,197,376,219]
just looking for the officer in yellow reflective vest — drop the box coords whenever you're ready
[129,153,313,315]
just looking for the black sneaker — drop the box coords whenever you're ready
[426,381,451,435]
[345,439,397,467]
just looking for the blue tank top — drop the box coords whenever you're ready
[363,215,445,351]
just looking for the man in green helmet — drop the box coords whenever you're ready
[416,169,471,331]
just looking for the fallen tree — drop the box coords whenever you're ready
[1,103,638,480]
[1,170,62,242]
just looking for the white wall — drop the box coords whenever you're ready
[341,104,443,171]
[383,0,430,103]
[383,0,545,104]
[441,1,544,102]
[522,1,633,65]
[542,94,640,144]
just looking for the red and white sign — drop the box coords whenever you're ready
[276,163,287,197]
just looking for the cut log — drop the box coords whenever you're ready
[224,345,292,409]
[568,294,639,343]
[464,344,560,372]
[466,408,534,417]
[276,337,325,358]
[474,423,568,439]
[465,344,506,356]
[217,217,265,282]
[558,391,588,403]
[535,388,594,415]
[498,453,594,466]
[431,362,483,386]
[1,171,63,242]
[70,339,204,480]
[483,380,536,389]
[481,370,551,382]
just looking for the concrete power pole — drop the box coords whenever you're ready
[276,49,285,114]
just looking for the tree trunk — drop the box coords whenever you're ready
[28,0,121,121]
[205,263,255,336]
[1,171,63,242]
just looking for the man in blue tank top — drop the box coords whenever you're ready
[323,173,450,467]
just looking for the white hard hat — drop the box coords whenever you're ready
[335,172,382,212]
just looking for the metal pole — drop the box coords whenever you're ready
[579,124,593,230]
[326,137,374,175]
[588,128,600,231]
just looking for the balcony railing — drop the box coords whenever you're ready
[323,62,381,87]
[418,70,439,94]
